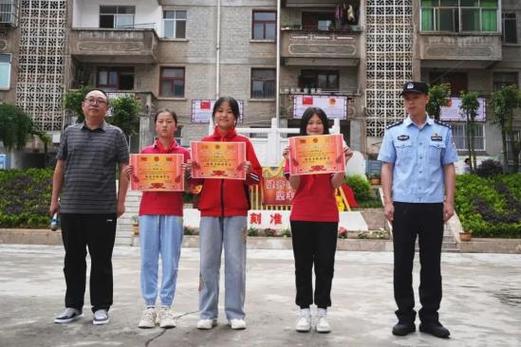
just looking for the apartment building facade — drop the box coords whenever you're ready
[1,0,520,167]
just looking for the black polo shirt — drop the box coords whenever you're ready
[56,121,129,214]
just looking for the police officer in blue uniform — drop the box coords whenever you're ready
[378,81,458,338]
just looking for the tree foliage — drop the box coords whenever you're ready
[490,85,521,172]
[0,103,49,151]
[460,91,480,171]
[63,88,142,139]
[63,85,91,123]
[426,83,451,121]
[107,96,141,139]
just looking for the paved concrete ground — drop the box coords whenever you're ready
[0,245,520,347]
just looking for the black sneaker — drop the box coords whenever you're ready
[419,321,450,338]
[54,308,83,324]
[392,321,415,336]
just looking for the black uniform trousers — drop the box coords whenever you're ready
[392,202,444,324]
[290,221,338,309]
[60,213,117,313]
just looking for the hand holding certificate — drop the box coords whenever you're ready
[130,154,184,191]
[191,141,247,179]
[288,134,346,175]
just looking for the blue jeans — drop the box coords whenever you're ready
[199,216,247,320]
[139,215,183,307]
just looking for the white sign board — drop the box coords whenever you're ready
[183,208,368,232]
[293,95,347,119]
[191,99,244,123]
[440,97,486,122]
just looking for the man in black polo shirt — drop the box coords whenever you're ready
[50,89,129,325]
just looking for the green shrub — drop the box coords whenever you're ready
[455,174,521,238]
[0,168,53,228]
[475,159,503,177]
[247,227,259,237]
[344,174,372,202]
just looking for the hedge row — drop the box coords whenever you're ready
[455,174,521,238]
[344,175,382,208]
[0,168,53,228]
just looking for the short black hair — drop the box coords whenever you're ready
[84,88,109,100]
[154,109,178,124]
[299,107,330,135]
[212,96,240,121]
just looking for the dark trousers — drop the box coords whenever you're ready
[60,213,117,313]
[290,221,338,309]
[392,202,444,324]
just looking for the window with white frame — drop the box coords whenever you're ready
[99,6,135,29]
[420,0,498,33]
[163,10,186,39]
[451,122,485,151]
[0,54,11,89]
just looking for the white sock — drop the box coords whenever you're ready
[300,308,311,316]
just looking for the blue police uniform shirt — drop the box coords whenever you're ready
[377,115,458,203]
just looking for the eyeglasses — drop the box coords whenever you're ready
[84,98,108,105]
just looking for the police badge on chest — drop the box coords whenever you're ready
[431,133,443,142]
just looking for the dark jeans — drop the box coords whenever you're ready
[60,213,117,313]
[392,202,444,324]
[290,221,338,309]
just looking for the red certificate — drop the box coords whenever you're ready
[130,154,184,191]
[288,134,345,175]
[191,141,246,180]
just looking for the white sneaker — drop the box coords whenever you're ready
[54,308,83,324]
[93,309,110,325]
[197,318,217,330]
[296,310,311,332]
[316,315,331,333]
[158,306,176,329]
[229,319,246,330]
[138,307,157,329]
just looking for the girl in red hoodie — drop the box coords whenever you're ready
[192,96,262,330]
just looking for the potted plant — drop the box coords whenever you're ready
[368,173,381,185]
[459,229,472,242]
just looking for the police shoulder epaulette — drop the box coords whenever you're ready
[386,120,403,129]
[434,120,451,129]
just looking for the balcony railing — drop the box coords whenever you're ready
[69,28,159,64]
[419,33,502,65]
[281,28,360,66]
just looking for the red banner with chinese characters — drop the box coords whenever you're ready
[260,165,294,206]
[262,176,294,206]
[130,154,184,191]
